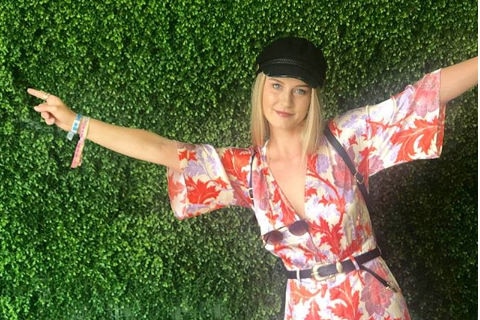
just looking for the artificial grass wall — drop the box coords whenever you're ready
[1,0,477,319]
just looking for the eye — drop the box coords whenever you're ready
[294,88,308,95]
[272,82,281,90]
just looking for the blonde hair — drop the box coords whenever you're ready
[250,73,325,158]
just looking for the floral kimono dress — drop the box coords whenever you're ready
[167,70,445,319]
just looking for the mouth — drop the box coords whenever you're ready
[275,110,293,117]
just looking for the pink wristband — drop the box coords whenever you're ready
[70,117,90,168]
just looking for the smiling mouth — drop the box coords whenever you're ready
[275,110,293,117]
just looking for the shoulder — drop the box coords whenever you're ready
[327,105,370,144]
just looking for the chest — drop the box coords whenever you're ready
[268,160,307,220]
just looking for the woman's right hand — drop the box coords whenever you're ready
[28,88,181,169]
[28,88,77,132]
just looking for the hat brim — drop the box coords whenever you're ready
[260,64,319,88]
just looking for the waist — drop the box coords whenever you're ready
[286,248,381,281]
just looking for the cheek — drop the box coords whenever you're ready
[262,92,274,111]
[295,91,311,107]
[299,98,311,114]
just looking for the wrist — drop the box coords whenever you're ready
[67,114,82,140]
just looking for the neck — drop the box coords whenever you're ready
[267,131,304,161]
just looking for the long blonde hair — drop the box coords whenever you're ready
[250,73,325,158]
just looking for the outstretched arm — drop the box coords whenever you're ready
[28,88,181,171]
[440,56,478,105]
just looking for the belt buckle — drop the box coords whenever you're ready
[311,261,344,282]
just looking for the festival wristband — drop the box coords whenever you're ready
[70,117,90,168]
[67,114,82,140]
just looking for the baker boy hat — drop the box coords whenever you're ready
[256,36,327,88]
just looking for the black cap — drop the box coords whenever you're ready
[256,37,327,88]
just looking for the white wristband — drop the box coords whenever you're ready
[67,114,82,140]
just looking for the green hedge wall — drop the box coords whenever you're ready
[1,0,477,319]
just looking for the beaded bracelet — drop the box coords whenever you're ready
[67,114,82,140]
[70,117,90,168]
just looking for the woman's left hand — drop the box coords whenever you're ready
[28,88,77,132]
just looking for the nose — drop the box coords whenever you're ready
[279,89,293,108]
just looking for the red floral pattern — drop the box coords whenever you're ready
[168,71,444,319]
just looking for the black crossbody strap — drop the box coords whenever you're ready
[248,149,256,201]
[324,125,373,214]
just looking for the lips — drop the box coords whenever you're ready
[275,110,293,117]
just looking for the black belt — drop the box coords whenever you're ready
[286,248,381,281]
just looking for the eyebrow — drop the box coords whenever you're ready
[268,77,310,88]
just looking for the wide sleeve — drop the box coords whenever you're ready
[330,69,446,177]
[167,143,253,220]
[367,69,446,174]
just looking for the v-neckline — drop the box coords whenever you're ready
[261,143,307,222]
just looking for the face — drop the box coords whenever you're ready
[262,76,312,134]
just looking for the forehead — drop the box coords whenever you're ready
[266,76,310,87]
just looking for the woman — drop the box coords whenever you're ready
[29,37,477,319]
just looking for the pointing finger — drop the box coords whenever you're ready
[27,88,51,101]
